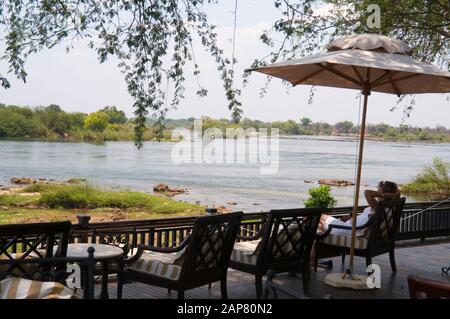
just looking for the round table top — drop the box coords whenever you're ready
[65,243,123,260]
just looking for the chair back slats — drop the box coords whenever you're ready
[367,197,406,248]
[0,221,71,259]
[180,212,243,280]
[259,209,321,267]
[0,221,71,279]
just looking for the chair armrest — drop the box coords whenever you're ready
[237,232,263,241]
[237,225,265,241]
[123,236,190,265]
[316,219,373,240]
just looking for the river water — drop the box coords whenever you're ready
[1,137,449,212]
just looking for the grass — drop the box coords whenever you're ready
[0,183,204,224]
[401,158,450,200]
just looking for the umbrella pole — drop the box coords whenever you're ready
[348,89,370,276]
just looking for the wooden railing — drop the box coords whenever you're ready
[69,201,450,249]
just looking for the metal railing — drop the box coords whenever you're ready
[68,201,450,249]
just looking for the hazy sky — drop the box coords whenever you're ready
[1,0,449,127]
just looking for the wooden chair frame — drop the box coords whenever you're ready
[315,197,406,272]
[117,212,243,299]
[229,208,321,299]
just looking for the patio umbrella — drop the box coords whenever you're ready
[249,33,450,287]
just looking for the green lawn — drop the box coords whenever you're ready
[0,183,204,224]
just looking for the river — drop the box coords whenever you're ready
[1,137,449,212]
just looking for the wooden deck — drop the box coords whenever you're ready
[99,240,450,299]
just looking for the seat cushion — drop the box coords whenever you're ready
[129,250,183,281]
[0,277,74,299]
[230,240,260,265]
[320,234,368,250]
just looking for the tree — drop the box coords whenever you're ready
[1,1,449,146]
[84,111,109,133]
[0,107,46,137]
[0,0,242,147]
[253,1,449,69]
[300,117,312,129]
[100,106,127,125]
[335,121,354,134]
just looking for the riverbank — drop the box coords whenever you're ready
[0,182,204,224]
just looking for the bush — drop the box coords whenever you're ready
[84,111,109,132]
[402,158,450,196]
[303,185,337,209]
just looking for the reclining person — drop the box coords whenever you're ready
[319,180,401,236]
[315,181,401,268]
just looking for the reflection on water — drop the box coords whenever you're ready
[0,136,449,212]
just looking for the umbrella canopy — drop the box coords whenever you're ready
[253,34,450,95]
[250,33,450,283]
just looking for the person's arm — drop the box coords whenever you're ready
[364,189,384,211]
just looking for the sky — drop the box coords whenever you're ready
[0,0,449,128]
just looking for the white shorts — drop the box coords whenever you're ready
[323,216,352,235]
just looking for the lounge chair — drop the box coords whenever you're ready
[315,197,406,272]
[229,208,321,299]
[117,212,243,299]
[0,221,95,299]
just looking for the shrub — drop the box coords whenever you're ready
[402,158,450,196]
[84,111,109,132]
[303,185,337,209]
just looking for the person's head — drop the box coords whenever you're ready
[378,181,400,197]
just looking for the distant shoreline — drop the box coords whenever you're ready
[2,134,450,145]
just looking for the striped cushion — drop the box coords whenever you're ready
[0,277,74,299]
[230,240,260,265]
[273,224,302,258]
[379,208,394,241]
[321,234,368,250]
[194,231,225,271]
[129,250,183,281]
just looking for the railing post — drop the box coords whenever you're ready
[205,208,218,216]
[76,214,91,243]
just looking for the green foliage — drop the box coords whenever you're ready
[303,185,337,209]
[300,117,312,128]
[256,1,449,69]
[0,1,242,147]
[17,183,201,213]
[0,107,46,137]
[402,158,450,197]
[84,111,109,132]
[335,121,354,134]
[100,106,128,125]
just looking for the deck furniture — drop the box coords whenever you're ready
[0,248,96,299]
[315,197,406,272]
[117,212,243,299]
[0,221,95,299]
[0,221,71,260]
[408,275,450,299]
[63,243,123,299]
[229,208,321,299]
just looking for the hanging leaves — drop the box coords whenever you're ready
[0,0,242,148]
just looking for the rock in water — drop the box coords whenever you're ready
[153,183,169,192]
[318,179,355,187]
[153,183,187,196]
[10,177,36,185]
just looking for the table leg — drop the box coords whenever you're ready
[100,261,109,299]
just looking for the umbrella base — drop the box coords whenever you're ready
[324,272,375,290]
